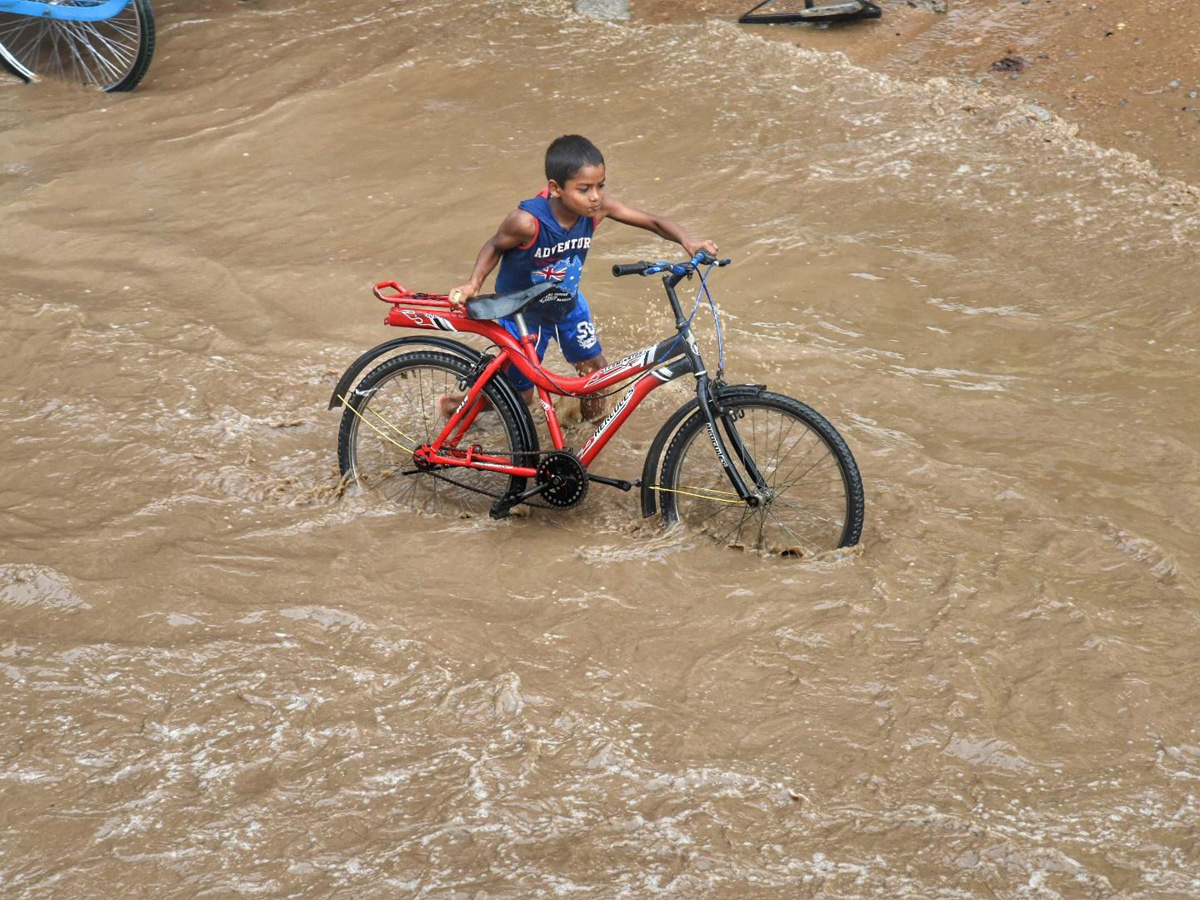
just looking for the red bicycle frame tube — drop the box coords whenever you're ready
[377,282,688,474]
[383,303,674,396]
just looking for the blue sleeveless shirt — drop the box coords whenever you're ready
[494,190,596,299]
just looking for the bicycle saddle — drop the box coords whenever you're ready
[467,283,572,321]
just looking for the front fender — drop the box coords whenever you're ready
[639,383,767,518]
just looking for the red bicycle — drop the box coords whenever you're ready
[331,252,864,556]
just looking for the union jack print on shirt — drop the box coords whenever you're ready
[532,254,584,295]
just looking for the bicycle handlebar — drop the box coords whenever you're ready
[612,262,651,277]
[612,252,731,278]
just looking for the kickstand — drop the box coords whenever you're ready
[489,479,555,520]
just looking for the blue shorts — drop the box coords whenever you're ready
[500,293,603,392]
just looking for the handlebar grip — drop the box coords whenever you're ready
[612,262,649,277]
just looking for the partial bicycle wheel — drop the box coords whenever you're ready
[659,392,864,556]
[0,0,156,92]
[337,351,531,517]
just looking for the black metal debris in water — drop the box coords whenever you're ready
[738,0,882,25]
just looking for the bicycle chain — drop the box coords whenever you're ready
[417,366,558,506]
[414,450,560,508]
[412,365,623,508]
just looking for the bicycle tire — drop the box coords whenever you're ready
[0,0,156,92]
[659,392,864,556]
[338,351,531,517]
[0,47,23,82]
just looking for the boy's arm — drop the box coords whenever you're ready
[598,197,718,259]
[448,209,539,309]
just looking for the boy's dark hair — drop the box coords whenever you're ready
[545,135,604,185]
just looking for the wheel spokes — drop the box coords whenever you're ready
[672,402,851,555]
[0,0,146,90]
[348,362,517,516]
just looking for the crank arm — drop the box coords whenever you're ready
[588,473,634,492]
[489,478,557,520]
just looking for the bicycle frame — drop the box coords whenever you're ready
[0,0,129,21]
[373,262,761,504]
[375,283,690,476]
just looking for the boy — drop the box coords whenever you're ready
[444,134,717,421]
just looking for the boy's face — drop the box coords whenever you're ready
[551,163,606,218]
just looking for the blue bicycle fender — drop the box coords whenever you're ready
[0,0,130,21]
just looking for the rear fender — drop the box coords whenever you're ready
[639,383,767,518]
[328,336,480,410]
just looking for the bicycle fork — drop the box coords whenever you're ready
[662,267,767,509]
[695,375,769,508]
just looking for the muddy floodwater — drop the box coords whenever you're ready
[2,1,1200,896]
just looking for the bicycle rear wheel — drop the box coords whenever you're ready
[337,351,531,517]
[0,0,155,92]
[659,393,864,556]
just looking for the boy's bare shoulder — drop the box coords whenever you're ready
[504,206,539,230]
[493,206,539,246]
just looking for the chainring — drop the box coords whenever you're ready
[536,451,589,509]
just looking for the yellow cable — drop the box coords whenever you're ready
[337,393,418,453]
[648,484,745,504]
[339,391,748,506]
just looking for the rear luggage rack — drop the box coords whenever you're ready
[374,281,453,308]
[373,281,463,328]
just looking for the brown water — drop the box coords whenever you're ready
[3,1,1200,895]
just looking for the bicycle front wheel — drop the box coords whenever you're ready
[337,351,532,517]
[660,393,864,556]
[0,0,156,92]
